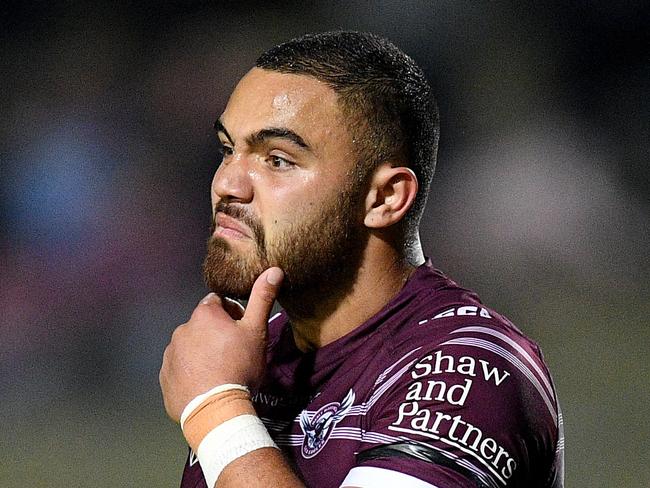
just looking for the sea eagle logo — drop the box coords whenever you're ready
[299,389,355,458]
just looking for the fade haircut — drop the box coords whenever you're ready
[256,31,440,240]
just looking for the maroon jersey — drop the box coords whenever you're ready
[181,261,564,487]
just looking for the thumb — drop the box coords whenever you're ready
[240,267,284,333]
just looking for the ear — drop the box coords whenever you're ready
[364,164,419,229]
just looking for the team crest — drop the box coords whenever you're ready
[299,389,355,458]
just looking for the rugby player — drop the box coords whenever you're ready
[159,31,564,487]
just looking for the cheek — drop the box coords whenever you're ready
[247,164,263,183]
[254,170,345,238]
[210,172,218,204]
[260,193,322,240]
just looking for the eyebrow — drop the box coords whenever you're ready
[214,119,310,151]
[214,119,234,145]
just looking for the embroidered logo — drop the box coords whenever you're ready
[299,389,355,458]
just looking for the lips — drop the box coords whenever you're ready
[215,212,252,239]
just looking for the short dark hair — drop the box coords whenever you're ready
[256,31,439,237]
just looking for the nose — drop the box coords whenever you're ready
[211,153,254,204]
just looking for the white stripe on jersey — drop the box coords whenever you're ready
[272,434,303,444]
[272,423,498,488]
[365,356,420,410]
[451,326,555,398]
[373,347,423,386]
[440,336,558,423]
[270,428,403,446]
[268,312,283,323]
[360,431,404,444]
[341,466,439,488]
[556,411,565,453]
[291,347,423,419]
[260,417,293,431]
[389,425,507,486]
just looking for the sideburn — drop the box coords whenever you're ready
[272,180,370,320]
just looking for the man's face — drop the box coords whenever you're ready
[203,68,368,304]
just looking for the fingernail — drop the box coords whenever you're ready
[266,268,284,286]
[201,292,216,304]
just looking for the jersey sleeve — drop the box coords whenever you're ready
[353,323,562,488]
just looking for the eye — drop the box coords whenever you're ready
[219,144,234,160]
[269,155,295,170]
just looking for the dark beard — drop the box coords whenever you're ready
[202,183,368,316]
[203,202,268,299]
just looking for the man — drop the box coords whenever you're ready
[160,31,564,488]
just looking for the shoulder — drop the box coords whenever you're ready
[359,267,561,485]
[373,269,558,429]
[373,264,530,369]
[380,263,547,380]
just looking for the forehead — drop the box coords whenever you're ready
[221,68,348,149]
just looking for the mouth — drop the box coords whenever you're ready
[214,212,253,240]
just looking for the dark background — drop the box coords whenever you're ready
[1,2,648,486]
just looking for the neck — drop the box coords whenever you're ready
[280,235,424,352]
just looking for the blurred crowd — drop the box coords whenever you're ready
[1,2,648,486]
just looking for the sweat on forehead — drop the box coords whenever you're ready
[217,69,350,154]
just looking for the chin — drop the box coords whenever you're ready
[203,237,264,299]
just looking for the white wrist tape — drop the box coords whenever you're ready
[197,414,278,488]
[180,383,249,430]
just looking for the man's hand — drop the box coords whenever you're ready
[159,267,284,422]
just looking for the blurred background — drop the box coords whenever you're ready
[1,1,648,486]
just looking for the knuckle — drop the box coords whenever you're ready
[192,299,219,320]
[189,307,204,321]
[171,325,184,340]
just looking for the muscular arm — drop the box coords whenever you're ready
[216,447,305,487]
[161,268,308,487]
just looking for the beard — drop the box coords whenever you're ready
[203,181,368,316]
